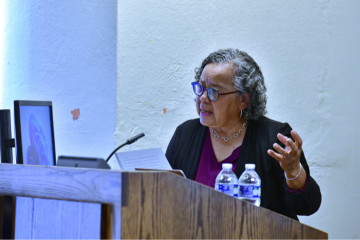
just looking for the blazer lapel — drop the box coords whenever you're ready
[188,122,208,180]
[235,119,257,177]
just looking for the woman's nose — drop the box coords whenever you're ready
[200,90,209,102]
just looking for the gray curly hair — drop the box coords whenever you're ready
[195,49,267,120]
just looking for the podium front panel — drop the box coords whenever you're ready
[15,197,101,239]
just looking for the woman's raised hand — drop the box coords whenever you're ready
[267,130,307,189]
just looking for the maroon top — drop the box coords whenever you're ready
[194,129,308,192]
[195,130,241,188]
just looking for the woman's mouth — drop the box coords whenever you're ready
[201,110,211,113]
[200,109,212,116]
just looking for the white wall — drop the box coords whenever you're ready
[0,1,5,99]
[324,1,360,238]
[1,0,118,167]
[117,0,360,238]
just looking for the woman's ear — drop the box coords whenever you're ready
[239,93,250,110]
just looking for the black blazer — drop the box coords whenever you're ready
[166,117,321,220]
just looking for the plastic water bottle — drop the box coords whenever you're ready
[214,163,239,197]
[238,164,261,207]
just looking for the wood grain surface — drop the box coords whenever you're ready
[0,163,122,239]
[121,171,328,239]
[15,197,101,239]
[0,164,327,239]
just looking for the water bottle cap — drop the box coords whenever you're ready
[222,163,233,169]
[245,164,255,169]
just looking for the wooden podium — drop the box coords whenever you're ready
[0,163,327,239]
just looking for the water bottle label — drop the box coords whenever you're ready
[215,183,238,197]
[233,184,239,198]
[239,185,261,198]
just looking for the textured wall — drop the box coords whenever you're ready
[1,0,118,167]
[324,1,360,238]
[0,1,4,101]
[117,0,360,238]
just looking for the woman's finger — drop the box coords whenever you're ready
[277,133,289,146]
[291,130,303,149]
[273,143,290,157]
[267,149,284,162]
[285,137,298,152]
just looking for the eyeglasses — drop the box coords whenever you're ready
[191,82,238,102]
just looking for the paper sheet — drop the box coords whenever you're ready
[115,148,172,171]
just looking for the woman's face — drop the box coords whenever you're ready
[196,62,244,130]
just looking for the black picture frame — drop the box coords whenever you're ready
[14,100,56,166]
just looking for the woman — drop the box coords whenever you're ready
[166,49,321,220]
